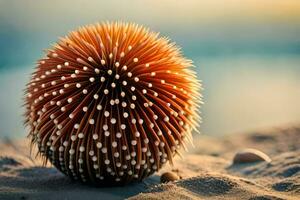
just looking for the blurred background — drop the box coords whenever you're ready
[0,0,299,138]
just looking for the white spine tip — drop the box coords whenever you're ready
[89,119,95,124]
[94,68,100,74]
[88,56,94,62]
[93,94,99,99]
[89,77,95,82]
[97,104,102,110]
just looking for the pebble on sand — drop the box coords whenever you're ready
[233,148,271,164]
[160,172,180,183]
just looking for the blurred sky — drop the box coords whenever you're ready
[0,0,299,138]
[1,0,300,68]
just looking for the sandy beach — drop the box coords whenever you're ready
[0,124,299,200]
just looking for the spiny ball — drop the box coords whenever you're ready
[24,22,201,185]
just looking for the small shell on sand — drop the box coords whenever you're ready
[233,148,271,164]
[160,172,180,183]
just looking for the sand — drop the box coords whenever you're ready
[0,125,299,200]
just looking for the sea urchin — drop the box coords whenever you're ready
[24,22,201,185]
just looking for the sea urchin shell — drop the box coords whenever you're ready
[24,22,201,185]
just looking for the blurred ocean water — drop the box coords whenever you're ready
[196,55,300,135]
[0,54,299,138]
